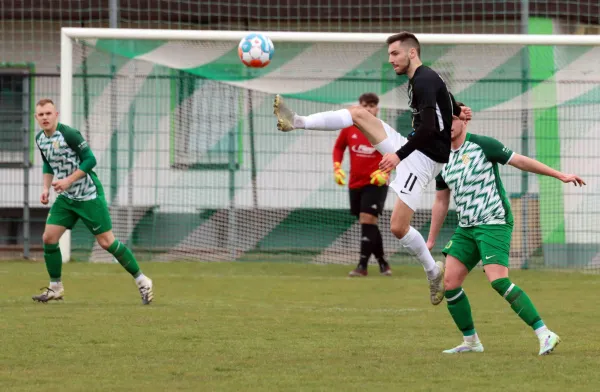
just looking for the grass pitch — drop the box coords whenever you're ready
[1,261,599,392]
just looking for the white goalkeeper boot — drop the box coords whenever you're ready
[273,94,297,132]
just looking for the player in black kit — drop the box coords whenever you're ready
[273,32,471,305]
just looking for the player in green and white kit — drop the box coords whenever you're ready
[427,102,585,355]
[32,99,154,305]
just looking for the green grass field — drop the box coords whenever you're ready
[1,261,600,392]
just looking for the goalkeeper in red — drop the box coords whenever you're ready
[427,102,585,355]
[332,93,391,277]
[32,99,154,305]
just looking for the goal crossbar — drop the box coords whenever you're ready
[62,27,600,45]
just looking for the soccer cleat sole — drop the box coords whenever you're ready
[430,261,446,306]
[32,296,64,303]
[138,283,154,305]
[273,95,295,132]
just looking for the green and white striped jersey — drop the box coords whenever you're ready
[36,123,102,201]
[436,133,514,227]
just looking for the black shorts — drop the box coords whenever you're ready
[349,185,389,217]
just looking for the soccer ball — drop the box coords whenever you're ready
[238,33,275,68]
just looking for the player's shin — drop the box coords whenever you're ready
[107,240,142,278]
[359,224,377,269]
[371,225,385,261]
[295,109,353,130]
[398,226,438,278]
[491,278,543,330]
[43,243,62,283]
[445,287,477,340]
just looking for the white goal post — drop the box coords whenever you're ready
[59,27,600,263]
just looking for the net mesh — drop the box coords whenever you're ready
[2,1,600,64]
[1,1,599,258]
[62,36,599,269]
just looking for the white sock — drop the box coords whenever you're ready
[534,325,549,338]
[135,273,147,284]
[294,109,353,130]
[374,135,398,155]
[49,281,62,288]
[398,226,438,279]
[464,333,480,344]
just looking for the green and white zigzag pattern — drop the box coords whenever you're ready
[440,142,507,227]
[36,131,97,201]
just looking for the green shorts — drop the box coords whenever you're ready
[442,224,512,271]
[46,195,112,235]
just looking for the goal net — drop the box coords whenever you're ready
[60,29,600,270]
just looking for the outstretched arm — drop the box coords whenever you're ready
[509,154,586,186]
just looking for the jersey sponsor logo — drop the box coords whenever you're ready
[371,204,378,209]
[351,144,376,155]
[444,240,453,249]
[461,154,470,165]
[485,255,496,260]
[351,133,358,139]
[52,140,60,150]
[78,141,88,150]
[92,225,101,232]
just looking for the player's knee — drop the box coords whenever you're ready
[347,105,368,121]
[42,231,57,245]
[390,221,409,239]
[444,274,461,291]
[96,236,113,250]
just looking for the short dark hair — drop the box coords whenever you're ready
[358,92,379,105]
[386,31,420,57]
[456,101,465,107]
[36,98,55,107]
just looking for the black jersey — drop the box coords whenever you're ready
[406,65,456,163]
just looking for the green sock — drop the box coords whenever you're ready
[445,287,476,337]
[492,278,542,330]
[43,243,62,282]
[107,240,141,278]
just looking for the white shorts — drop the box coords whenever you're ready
[373,120,443,212]
[390,150,444,211]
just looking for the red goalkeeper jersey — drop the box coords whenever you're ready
[333,126,383,189]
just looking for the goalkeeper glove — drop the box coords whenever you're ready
[370,169,389,187]
[333,162,346,186]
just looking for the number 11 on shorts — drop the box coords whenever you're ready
[402,173,418,194]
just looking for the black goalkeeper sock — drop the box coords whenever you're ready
[359,224,378,269]
[371,224,387,265]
